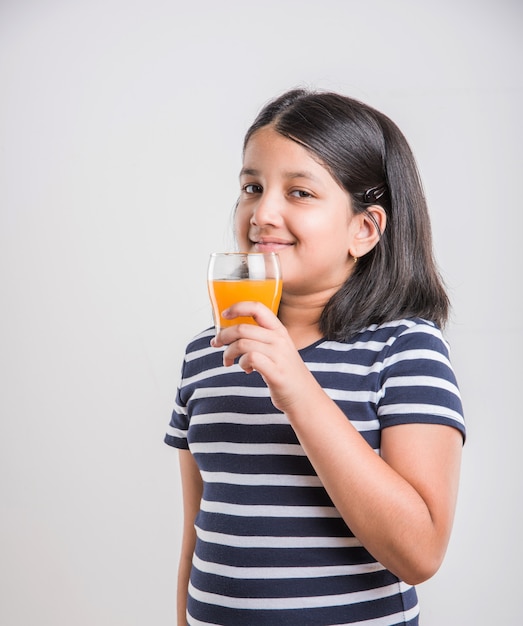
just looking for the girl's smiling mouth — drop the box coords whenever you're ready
[251,237,293,253]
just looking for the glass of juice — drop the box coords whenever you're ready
[207,252,282,331]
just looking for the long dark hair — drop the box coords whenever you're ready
[243,88,450,342]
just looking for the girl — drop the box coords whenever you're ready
[165,88,465,625]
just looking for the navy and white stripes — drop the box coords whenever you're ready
[165,318,465,625]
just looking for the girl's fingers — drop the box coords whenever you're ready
[222,301,282,329]
[211,302,283,349]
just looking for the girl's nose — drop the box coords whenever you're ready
[249,194,283,227]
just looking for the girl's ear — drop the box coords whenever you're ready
[349,205,387,258]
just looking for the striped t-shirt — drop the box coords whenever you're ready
[165,318,465,625]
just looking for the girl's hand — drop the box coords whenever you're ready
[210,301,313,413]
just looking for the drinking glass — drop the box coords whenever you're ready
[207,252,282,331]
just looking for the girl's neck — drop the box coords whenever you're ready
[278,298,325,350]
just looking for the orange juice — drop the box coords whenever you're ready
[208,278,282,330]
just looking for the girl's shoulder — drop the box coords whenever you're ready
[184,327,216,354]
[305,318,456,376]
[316,318,448,355]
[360,317,449,353]
[179,327,223,377]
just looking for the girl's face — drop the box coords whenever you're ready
[235,126,360,300]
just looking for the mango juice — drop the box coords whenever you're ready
[208,278,282,330]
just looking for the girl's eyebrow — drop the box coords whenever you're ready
[239,167,321,182]
[239,167,259,178]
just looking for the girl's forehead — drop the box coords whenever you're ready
[240,129,351,204]
[244,127,321,165]
[242,126,338,185]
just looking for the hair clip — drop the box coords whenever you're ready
[363,184,387,204]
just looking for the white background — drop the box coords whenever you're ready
[1,1,521,624]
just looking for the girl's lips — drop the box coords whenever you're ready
[253,240,292,253]
[254,241,291,252]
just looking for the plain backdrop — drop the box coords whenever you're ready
[1,1,522,624]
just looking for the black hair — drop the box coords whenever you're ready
[243,88,450,342]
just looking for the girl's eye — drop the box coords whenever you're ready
[290,189,313,198]
[242,183,263,194]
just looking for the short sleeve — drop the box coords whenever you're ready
[164,385,190,449]
[377,322,466,440]
[164,355,190,449]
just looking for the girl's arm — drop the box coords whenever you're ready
[212,304,463,585]
[177,449,203,625]
[281,384,462,585]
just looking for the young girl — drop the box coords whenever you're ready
[165,88,465,625]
